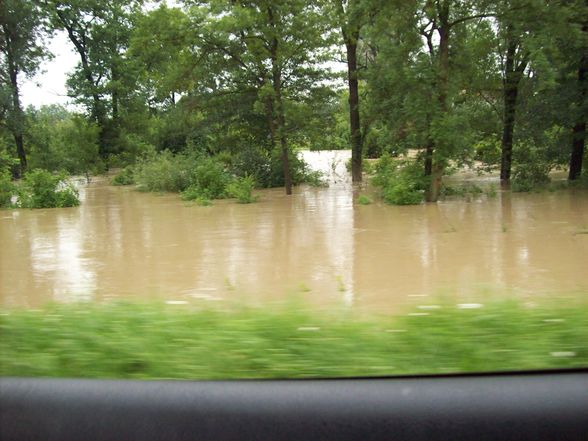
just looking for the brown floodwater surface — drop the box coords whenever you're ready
[1,151,587,311]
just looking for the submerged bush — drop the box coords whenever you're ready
[372,155,425,205]
[357,194,372,205]
[511,163,551,192]
[134,150,193,192]
[0,170,16,208]
[226,175,258,203]
[191,157,231,199]
[18,169,80,209]
[111,166,135,186]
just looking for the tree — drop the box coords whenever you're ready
[200,0,334,194]
[333,0,369,183]
[0,0,50,175]
[45,0,141,159]
[567,0,588,180]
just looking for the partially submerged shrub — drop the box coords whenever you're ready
[0,170,16,208]
[511,162,551,192]
[226,175,258,203]
[372,155,425,205]
[191,157,231,199]
[383,180,423,205]
[134,150,194,192]
[111,166,135,186]
[18,169,80,209]
[357,194,372,205]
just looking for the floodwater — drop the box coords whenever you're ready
[1,150,587,311]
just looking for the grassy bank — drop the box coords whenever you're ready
[1,300,587,379]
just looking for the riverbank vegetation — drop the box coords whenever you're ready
[0,168,79,209]
[1,0,586,206]
[1,299,586,379]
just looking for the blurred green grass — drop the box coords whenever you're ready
[1,299,587,379]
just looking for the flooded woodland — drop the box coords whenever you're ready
[2,151,587,311]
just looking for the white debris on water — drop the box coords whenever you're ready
[297,327,320,331]
[165,300,188,305]
[543,319,565,323]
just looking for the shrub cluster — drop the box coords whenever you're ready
[226,175,258,204]
[111,166,135,186]
[0,170,16,208]
[231,145,325,188]
[511,162,551,192]
[0,169,80,209]
[130,148,324,204]
[372,155,426,205]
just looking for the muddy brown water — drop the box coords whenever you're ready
[1,150,587,311]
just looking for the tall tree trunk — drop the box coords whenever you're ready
[500,32,527,183]
[424,140,433,177]
[426,14,449,203]
[3,26,27,175]
[345,36,362,183]
[268,6,292,195]
[111,66,119,123]
[569,24,588,180]
[500,41,518,182]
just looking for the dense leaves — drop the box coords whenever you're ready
[0,0,586,205]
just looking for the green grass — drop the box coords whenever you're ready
[0,300,586,380]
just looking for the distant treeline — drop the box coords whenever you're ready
[1,0,586,199]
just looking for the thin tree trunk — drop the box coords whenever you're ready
[426,14,449,203]
[268,6,292,195]
[500,32,527,183]
[500,86,519,181]
[3,27,27,175]
[424,140,433,177]
[345,37,362,183]
[569,24,587,180]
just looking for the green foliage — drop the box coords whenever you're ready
[372,155,425,205]
[134,150,194,193]
[1,300,586,379]
[111,166,135,186]
[26,107,104,175]
[0,170,16,208]
[18,169,80,209]
[357,194,372,205]
[511,165,551,192]
[474,136,502,166]
[441,183,484,199]
[191,157,231,199]
[226,175,258,204]
[510,140,553,192]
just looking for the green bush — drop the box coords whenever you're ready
[226,175,258,203]
[18,169,80,209]
[511,163,551,192]
[191,157,231,199]
[357,194,372,205]
[134,150,194,192]
[383,181,423,205]
[0,170,16,208]
[372,155,425,205]
[111,166,135,186]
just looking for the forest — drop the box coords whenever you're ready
[1,0,586,208]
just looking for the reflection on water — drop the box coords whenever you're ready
[1,150,587,310]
